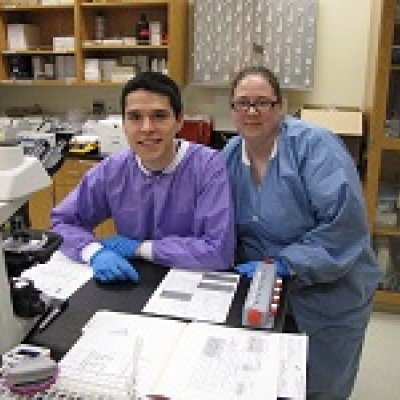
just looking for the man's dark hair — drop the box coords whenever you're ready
[230,66,282,105]
[120,71,183,119]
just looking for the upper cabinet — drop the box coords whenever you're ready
[365,0,400,312]
[0,0,187,86]
[193,0,317,89]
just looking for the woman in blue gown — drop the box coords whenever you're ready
[223,66,381,399]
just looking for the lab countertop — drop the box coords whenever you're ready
[26,260,287,361]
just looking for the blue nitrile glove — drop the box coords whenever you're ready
[235,261,259,279]
[274,259,290,278]
[89,248,140,283]
[101,235,142,258]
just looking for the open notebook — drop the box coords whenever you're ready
[52,311,307,400]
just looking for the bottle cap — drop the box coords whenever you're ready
[247,308,263,327]
[270,303,279,316]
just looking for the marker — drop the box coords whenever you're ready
[38,299,68,331]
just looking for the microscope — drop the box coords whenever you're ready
[0,141,54,354]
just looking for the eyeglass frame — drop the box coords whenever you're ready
[230,97,279,112]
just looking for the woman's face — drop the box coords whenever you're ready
[231,74,282,143]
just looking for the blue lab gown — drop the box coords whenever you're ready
[51,140,235,271]
[222,116,381,399]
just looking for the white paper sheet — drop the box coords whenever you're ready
[142,269,240,323]
[21,251,92,300]
[277,333,308,400]
[154,322,280,400]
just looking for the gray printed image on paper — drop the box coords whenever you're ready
[160,290,193,301]
[203,336,225,358]
[197,282,237,292]
[202,272,239,283]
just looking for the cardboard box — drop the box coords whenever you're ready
[53,36,75,51]
[7,24,40,50]
[300,108,363,137]
[300,107,364,170]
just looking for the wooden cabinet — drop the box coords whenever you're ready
[29,158,115,237]
[364,0,400,312]
[28,184,53,230]
[0,0,187,85]
[0,4,75,81]
[53,158,115,238]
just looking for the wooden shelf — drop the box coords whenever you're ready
[373,225,400,236]
[81,1,167,8]
[381,136,400,150]
[0,0,188,85]
[374,290,400,313]
[0,79,135,86]
[0,79,77,85]
[82,44,167,50]
[3,49,75,55]
[1,5,73,11]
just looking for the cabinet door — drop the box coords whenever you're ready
[365,0,400,312]
[94,219,115,238]
[193,0,316,88]
[54,159,115,238]
[374,19,400,301]
[53,159,96,186]
[28,185,54,230]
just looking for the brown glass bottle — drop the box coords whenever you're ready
[136,13,150,44]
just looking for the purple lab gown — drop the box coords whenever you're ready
[51,142,235,271]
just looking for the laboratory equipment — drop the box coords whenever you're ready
[3,119,67,274]
[81,115,129,154]
[68,135,100,155]
[0,141,51,354]
[242,261,282,330]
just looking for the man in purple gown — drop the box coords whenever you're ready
[51,72,235,283]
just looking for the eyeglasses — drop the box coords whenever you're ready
[231,98,279,112]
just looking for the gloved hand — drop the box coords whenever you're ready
[235,260,291,279]
[235,261,259,278]
[274,259,290,278]
[101,234,141,258]
[89,248,140,283]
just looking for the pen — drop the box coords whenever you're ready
[38,299,68,331]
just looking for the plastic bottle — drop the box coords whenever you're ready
[136,13,150,44]
[95,14,105,41]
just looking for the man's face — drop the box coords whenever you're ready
[123,90,183,171]
[231,74,282,143]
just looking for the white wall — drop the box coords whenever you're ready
[0,0,375,130]
[289,0,373,109]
